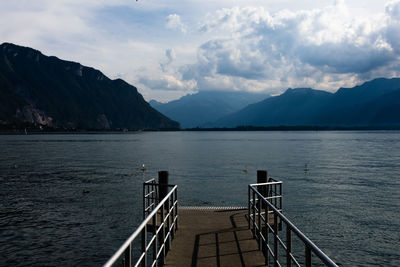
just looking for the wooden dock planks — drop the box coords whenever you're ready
[164,208,267,267]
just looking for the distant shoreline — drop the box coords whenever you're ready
[1,124,400,134]
[184,125,400,131]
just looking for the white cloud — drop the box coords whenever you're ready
[166,14,187,33]
[139,75,196,92]
[160,48,176,72]
[386,0,400,18]
[1,0,399,101]
[180,0,400,93]
[385,0,400,54]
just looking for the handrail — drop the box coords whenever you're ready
[249,181,282,186]
[104,184,178,267]
[144,178,156,184]
[249,182,338,267]
[143,179,158,219]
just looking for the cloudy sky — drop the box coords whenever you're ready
[1,0,400,101]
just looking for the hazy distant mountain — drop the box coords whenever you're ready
[0,43,179,130]
[318,78,400,125]
[150,91,268,128]
[211,88,333,127]
[341,87,400,126]
[213,78,400,127]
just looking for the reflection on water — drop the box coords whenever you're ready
[1,131,399,266]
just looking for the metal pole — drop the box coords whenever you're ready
[167,195,171,253]
[274,213,278,267]
[159,170,169,261]
[265,202,269,266]
[286,226,292,267]
[141,227,147,267]
[257,170,268,198]
[280,183,282,211]
[143,183,146,219]
[158,171,169,201]
[247,185,250,229]
[258,194,262,250]
[252,190,256,238]
[306,246,312,267]
[152,182,155,206]
[172,193,175,240]
[176,189,179,230]
[161,202,166,265]
[124,243,132,267]
[153,211,157,266]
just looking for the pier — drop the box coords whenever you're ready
[164,208,265,267]
[104,171,338,267]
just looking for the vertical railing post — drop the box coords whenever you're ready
[265,201,269,266]
[257,170,268,264]
[152,182,156,206]
[258,193,262,250]
[143,183,146,219]
[286,226,292,267]
[248,185,251,229]
[161,202,166,265]
[171,193,175,240]
[175,191,177,232]
[279,183,282,211]
[167,195,171,253]
[153,211,157,267]
[158,171,169,202]
[256,170,267,243]
[141,227,147,267]
[124,243,132,267]
[257,170,268,208]
[305,246,312,267]
[274,213,278,267]
[158,171,168,263]
[176,189,179,230]
[252,190,256,238]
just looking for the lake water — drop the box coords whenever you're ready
[1,131,399,266]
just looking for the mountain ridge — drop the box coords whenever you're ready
[211,78,400,127]
[2,43,399,130]
[150,90,269,128]
[0,42,179,130]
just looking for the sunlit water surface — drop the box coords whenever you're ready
[1,131,399,266]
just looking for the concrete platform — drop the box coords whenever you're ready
[164,208,267,267]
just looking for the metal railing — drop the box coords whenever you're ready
[104,180,178,267]
[143,179,159,219]
[248,179,338,267]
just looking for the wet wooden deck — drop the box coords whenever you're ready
[164,208,267,267]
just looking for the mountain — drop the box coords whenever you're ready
[150,91,268,128]
[213,78,400,127]
[348,88,400,126]
[318,78,400,125]
[0,43,179,130]
[212,88,333,127]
